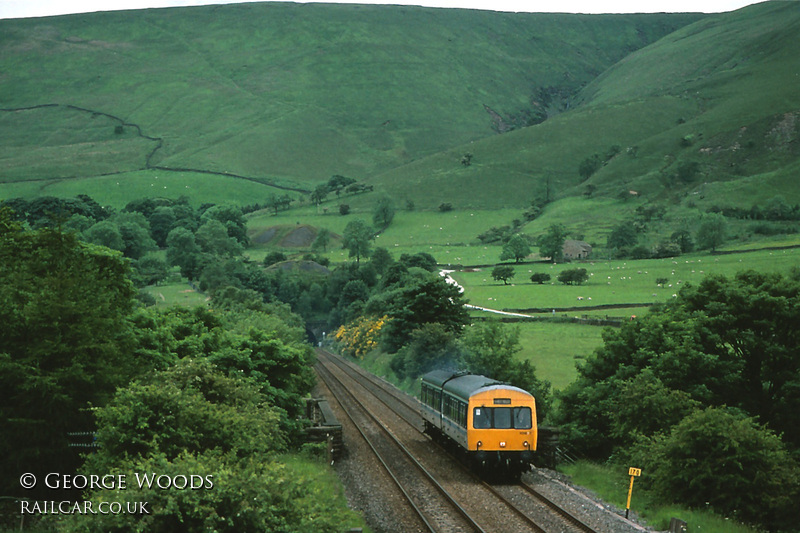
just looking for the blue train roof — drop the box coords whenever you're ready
[422,370,530,401]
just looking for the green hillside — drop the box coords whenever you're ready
[369,1,800,240]
[0,2,699,192]
[1,2,798,254]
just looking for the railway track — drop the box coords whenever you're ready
[316,355,485,532]
[316,349,600,533]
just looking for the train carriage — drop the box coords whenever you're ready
[420,370,537,478]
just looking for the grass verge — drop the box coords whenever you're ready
[559,461,758,533]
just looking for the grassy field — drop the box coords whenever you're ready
[0,169,301,209]
[513,321,605,391]
[143,281,208,308]
[452,247,800,311]
[247,205,522,264]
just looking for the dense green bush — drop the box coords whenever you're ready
[84,358,287,469]
[629,408,800,530]
[60,452,354,533]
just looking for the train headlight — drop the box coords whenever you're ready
[477,440,482,449]
[524,441,529,449]
[500,441,506,448]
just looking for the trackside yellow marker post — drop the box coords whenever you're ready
[626,467,641,519]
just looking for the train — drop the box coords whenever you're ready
[419,370,537,479]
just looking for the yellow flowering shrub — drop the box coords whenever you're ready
[333,315,390,358]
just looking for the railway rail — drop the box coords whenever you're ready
[316,355,485,532]
[316,348,601,533]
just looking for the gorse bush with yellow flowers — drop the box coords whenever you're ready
[333,315,390,358]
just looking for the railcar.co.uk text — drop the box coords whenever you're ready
[18,472,214,515]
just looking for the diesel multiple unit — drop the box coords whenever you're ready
[420,370,537,478]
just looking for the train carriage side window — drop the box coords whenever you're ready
[473,407,491,429]
[513,407,532,429]
[494,407,512,429]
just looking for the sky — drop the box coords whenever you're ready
[0,0,763,20]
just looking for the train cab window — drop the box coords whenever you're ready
[473,407,491,429]
[513,407,532,429]
[494,407,512,429]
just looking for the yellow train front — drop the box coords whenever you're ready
[420,370,537,479]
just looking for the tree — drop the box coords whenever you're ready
[310,184,329,207]
[114,212,158,260]
[134,254,170,287]
[530,272,551,284]
[536,224,567,263]
[608,370,700,442]
[0,213,136,496]
[578,154,602,180]
[263,251,287,266]
[696,213,727,251]
[341,219,373,263]
[463,321,551,421]
[327,175,357,197]
[83,219,124,252]
[607,222,638,251]
[492,265,516,285]
[149,206,176,247]
[674,161,700,183]
[557,267,589,285]
[555,270,800,457]
[196,219,243,257]
[166,227,202,279]
[312,227,331,252]
[370,246,394,274]
[764,195,793,220]
[652,241,681,258]
[670,229,694,253]
[201,204,248,245]
[500,234,532,263]
[399,252,437,272]
[371,273,470,352]
[372,196,395,229]
[337,280,370,320]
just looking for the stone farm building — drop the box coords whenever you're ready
[563,240,592,260]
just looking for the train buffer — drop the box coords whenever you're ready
[305,398,343,462]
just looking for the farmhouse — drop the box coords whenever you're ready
[563,240,592,260]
